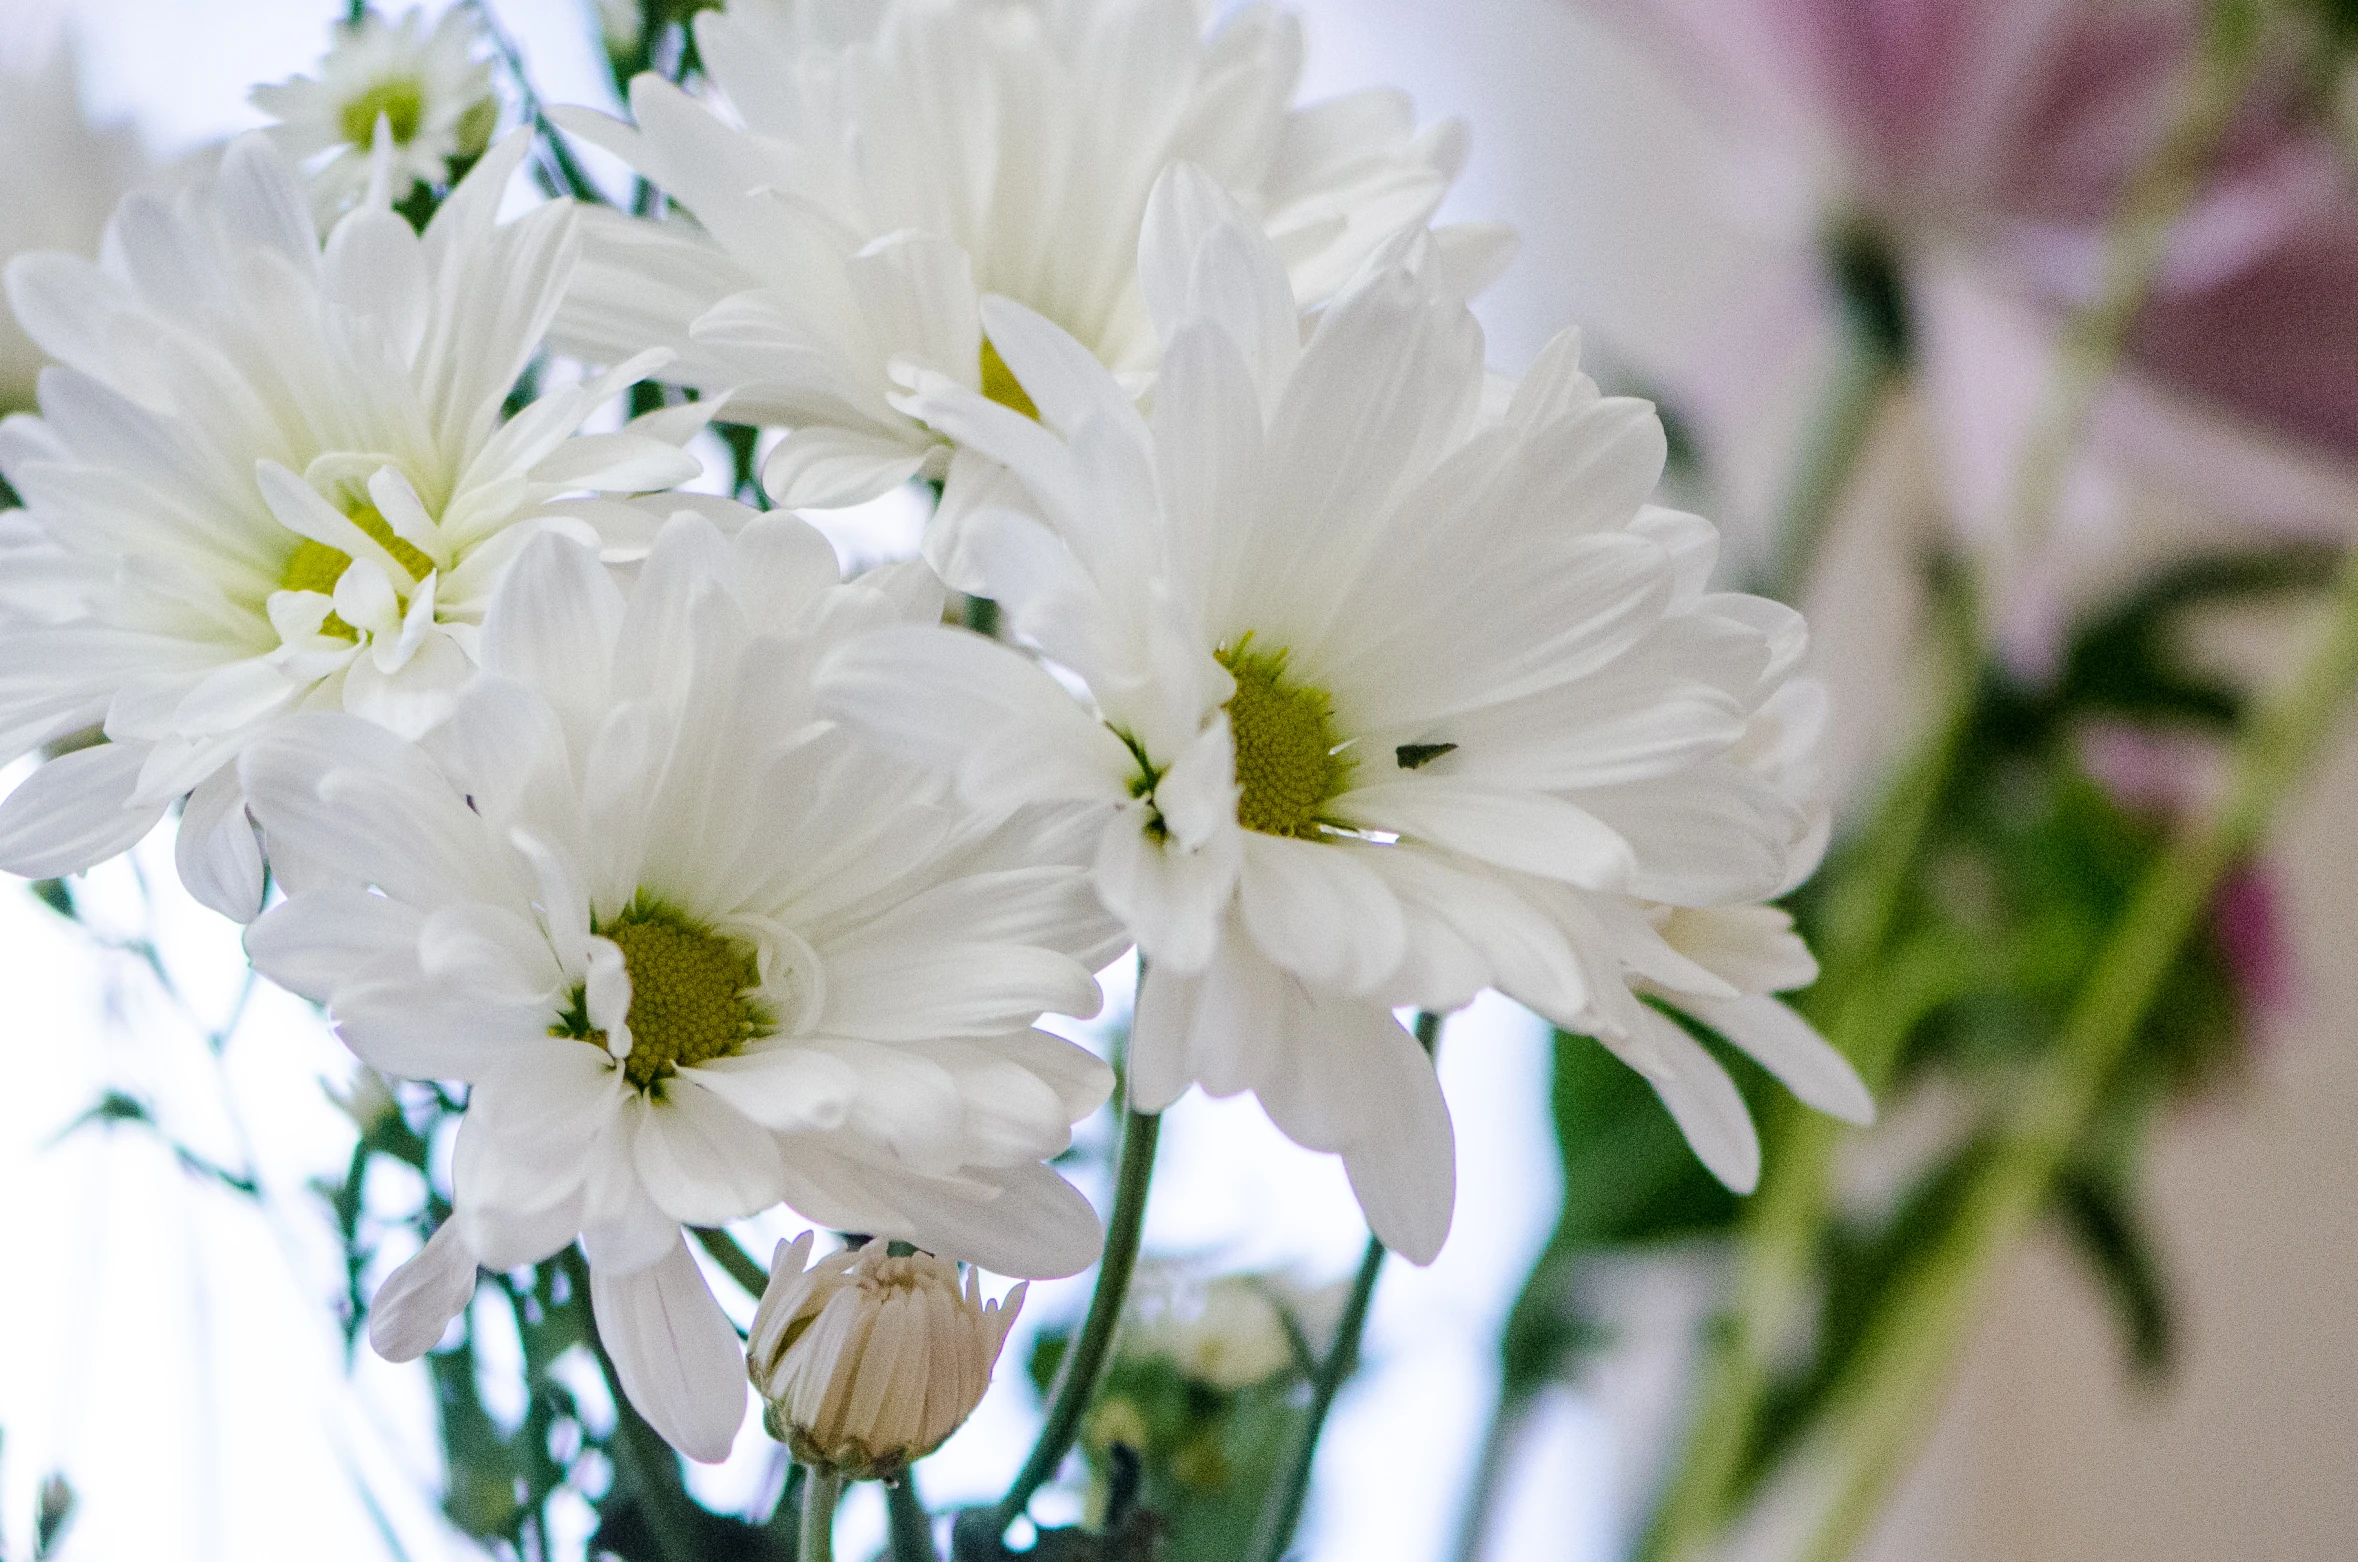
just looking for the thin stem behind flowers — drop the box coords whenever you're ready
[1640,562,1982,1562]
[983,1103,1163,1536]
[1788,534,2358,1562]
[886,1477,940,1562]
[1245,1009,1444,1562]
[2000,0,2265,565]
[801,1467,843,1562]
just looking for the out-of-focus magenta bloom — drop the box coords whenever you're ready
[1595,0,2358,485]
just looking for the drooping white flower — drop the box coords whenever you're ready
[748,1232,1024,1479]
[820,166,1870,1262]
[241,513,1121,1462]
[0,133,712,919]
[251,6,497,219]
[548,0,1510,516]
[0,39,144,415]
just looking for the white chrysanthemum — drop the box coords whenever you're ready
[251,6,497,217]
[240,514,1120,1461]
[821,166,1870,1262]
[548,0,1510,515]
[0,133,712,919]
[749,1232,1023,1479]
[0,42,143,413]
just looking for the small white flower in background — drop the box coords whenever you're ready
[548,0,1511,518]
[251,6,497,220]
[240,514,1120,1461]
[1124,1264,1346,1391]
[822,165,1870,1262]
[0,133,712,920]
[0,39,144,415]
[749,1232,1024,1479]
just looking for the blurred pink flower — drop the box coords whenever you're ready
[1593,0,2358,668]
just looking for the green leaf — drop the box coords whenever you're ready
[2051,1164,2176,1381]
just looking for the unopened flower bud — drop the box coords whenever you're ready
[747,1233,1024,1480]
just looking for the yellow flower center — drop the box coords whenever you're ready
[1216,637,1353,839]
[556,897,773,1091]
[978,336,1039,421]
[340,78,427,147]
[279,504,437,641]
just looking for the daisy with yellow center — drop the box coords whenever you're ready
[0,132,712,920]
[242,514,1122,1464]
[823,166,1870,1262]
[252,6,496,219]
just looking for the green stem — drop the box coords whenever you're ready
[1641,564,1980,1562]
[799,1467,842,1562]
[1791,536,2358,1562]
[1247,1232,1386,1562]
[986,1105,1162,1534]
[1245,1011,1442,1562]
[472,0,611,207]
[693,1225,774,1301]
[1765,274,1905,606]
[886,1478,939,1562]
[1447,1388,1534,1562]
[2001,0,2264,562]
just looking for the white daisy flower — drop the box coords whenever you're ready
[547,0,1512,517]
[0,40,144,414]
[0,133,713,920]
[251,6,497,218]
[819,166,1870,1262]
[239,513,1122,1462]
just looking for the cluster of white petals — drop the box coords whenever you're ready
[549,0,1509,514]
[243,514,1120,1459]
[749,1232,1024,1479]
[0,133,711,919]
[0,0,1875,1468]
[822,167,1870,1260]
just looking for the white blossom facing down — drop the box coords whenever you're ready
[251,6,497,219]
[240,514,1120,1461]
[748,1232,1024,1480]
[819,165,1868,1263]
[547,0,1511,516]
[0,133,711,919]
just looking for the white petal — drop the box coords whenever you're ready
[817,624,1134,814]
[1342,780,1635,890]
[1602,1007,1762,1194]
[590,1234,747,1463]
[368,1220,479,1363]
[0,743,167,878]
[176,763,267,922]
[1235,833,1405,996]
[1683,994,1874,1126]
[632,1078,789,1226]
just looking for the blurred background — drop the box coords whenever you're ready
[2,0,2354,1559]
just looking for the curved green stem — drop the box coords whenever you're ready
[1245,1010,1441,1562]
[1764,277,1906,606]
[1641,562,1981,1562]
[1247,1230,1386,1562]
[799,1467,842,1562]
[1789,534,2358,1562]
[986,1104,1162,1534]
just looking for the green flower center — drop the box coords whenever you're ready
[340,78,427,148]
[1216,636,1353,839]
[279,504,438,641]
[978,336,1039,421]
[555,896,772,1092]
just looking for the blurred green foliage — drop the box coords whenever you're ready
[1491,544,2328,1527]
